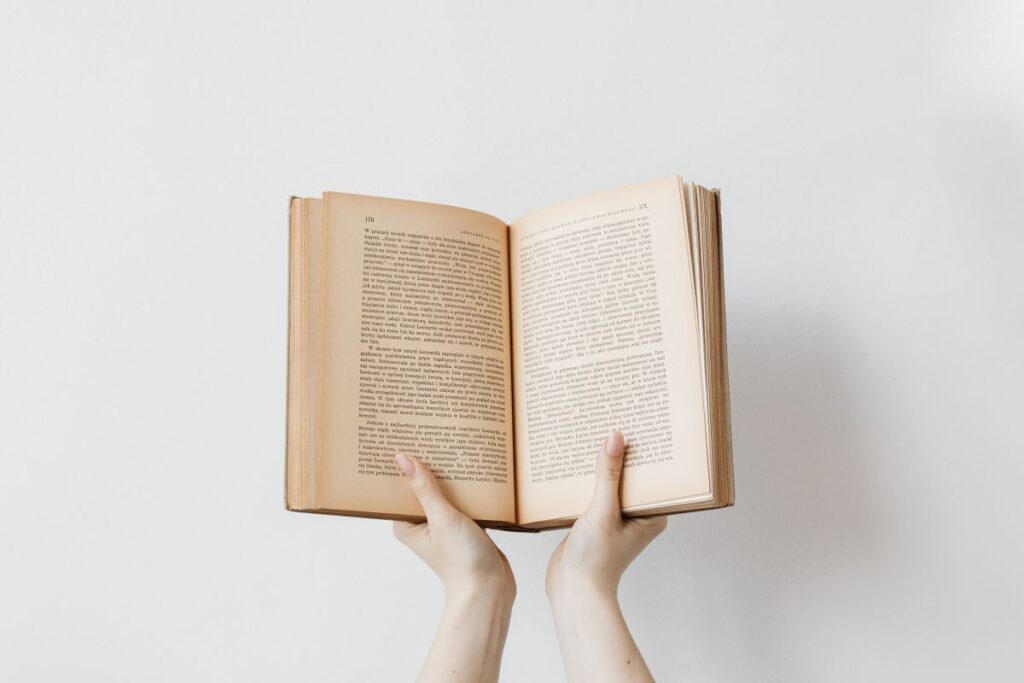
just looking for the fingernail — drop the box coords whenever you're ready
[394,453,415,476]
[606,431,624,458]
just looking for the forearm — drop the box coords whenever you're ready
[417,583,514,683]
[549,583,655,683]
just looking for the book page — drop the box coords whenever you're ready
[510,177,711,525]
[318,193,515,523]
[286,197,323,511]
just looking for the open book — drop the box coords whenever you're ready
[286,177,733,531]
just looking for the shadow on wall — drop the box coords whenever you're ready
[729,301,883,563]
[628,302,888,676]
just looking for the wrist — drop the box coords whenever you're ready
[546,562,620,601]
[444,576,516,614]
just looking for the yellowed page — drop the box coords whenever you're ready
[302,198,323,507]
[510,177,711,525]
[286,197,323,511]
[318,192,515,523]
[285,198,306,508]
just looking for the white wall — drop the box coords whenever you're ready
[2,2,1022,680]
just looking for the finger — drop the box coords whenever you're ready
[586,431,625,520]
[394,453,457,523]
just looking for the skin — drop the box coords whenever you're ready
[546,431,666,682]
[393,452,516,683]
[393,430,665,683]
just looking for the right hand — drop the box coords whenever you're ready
[545,431,668,598]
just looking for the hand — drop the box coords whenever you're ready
[545,432,666,682]
[392,452,515,683]
[392,452,516,601]
[546,431,668,599]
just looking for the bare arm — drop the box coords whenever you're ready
[546,432,667,683]
[392,453,516,683]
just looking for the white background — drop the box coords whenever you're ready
[2,2,1022,681]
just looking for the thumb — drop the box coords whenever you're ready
[587,431,625,520]
[394,453,456,523]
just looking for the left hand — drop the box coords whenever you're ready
[392,453,516,601]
